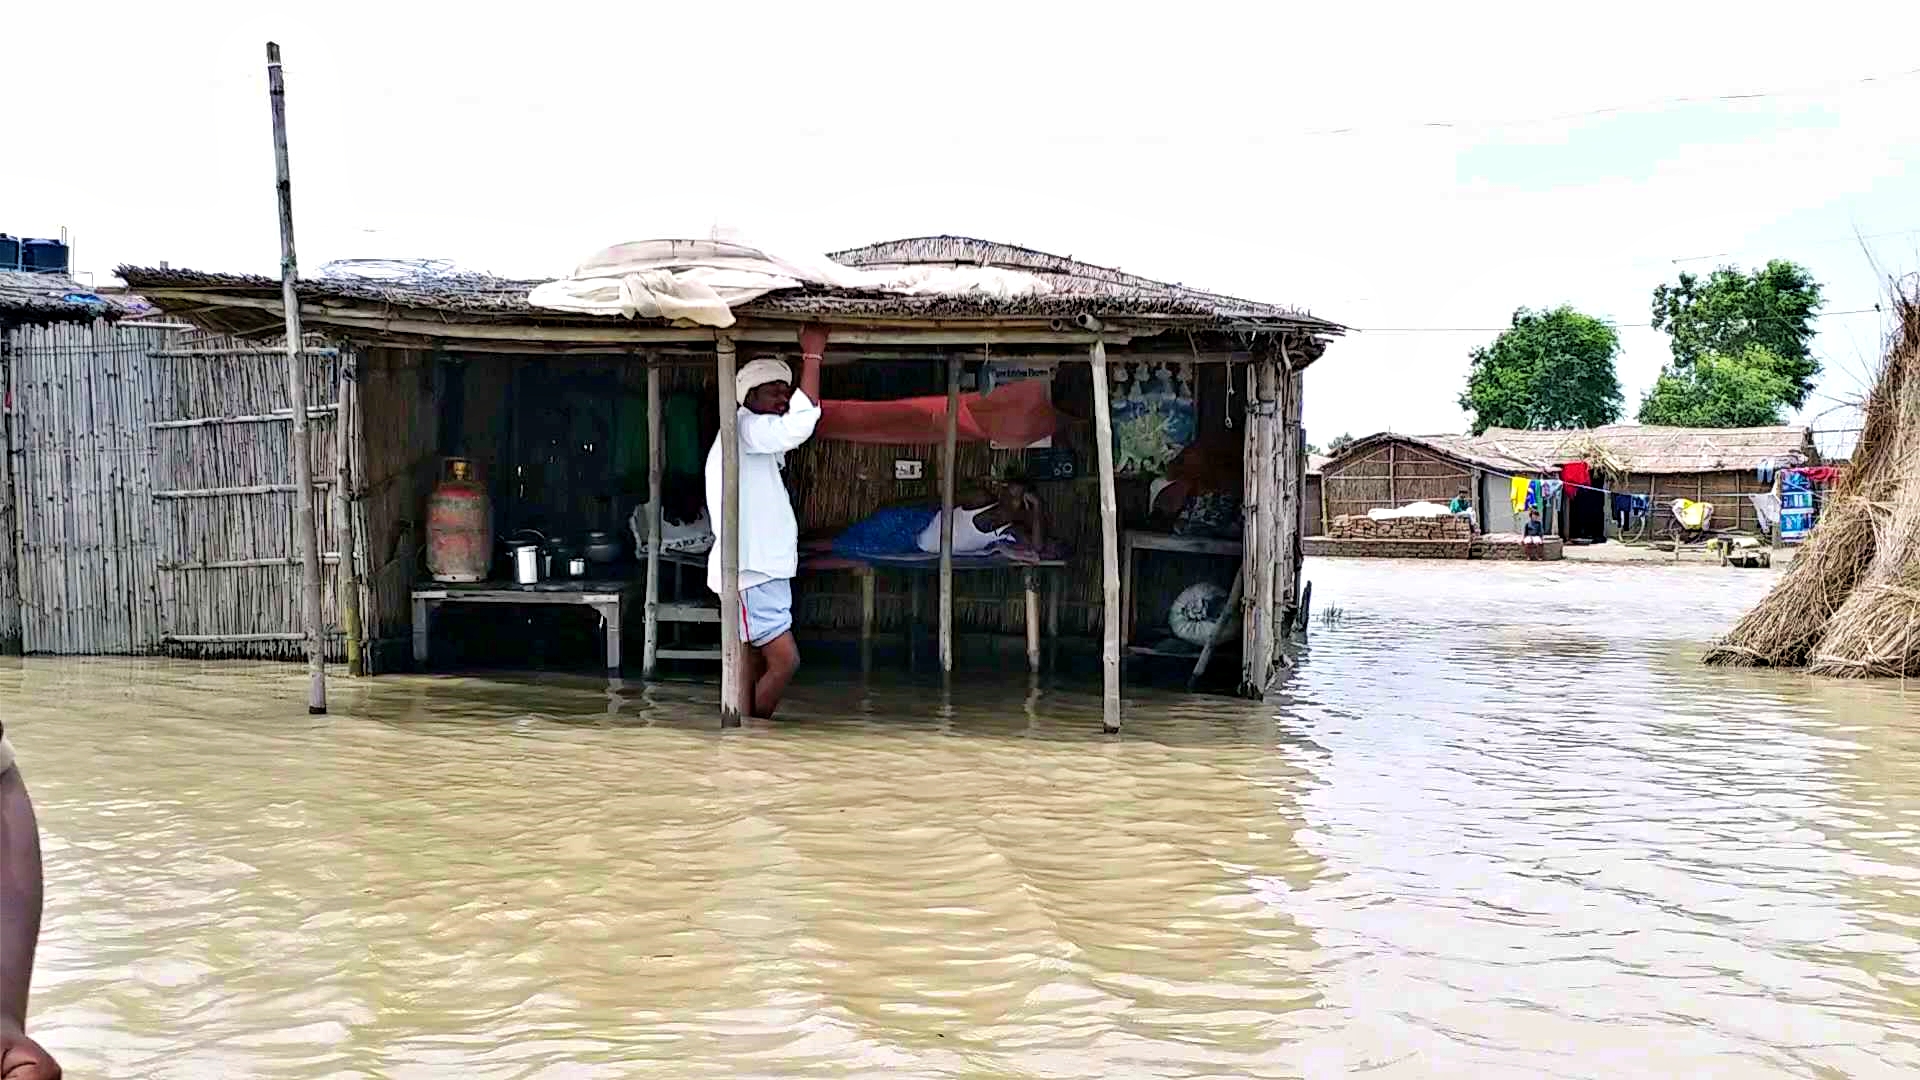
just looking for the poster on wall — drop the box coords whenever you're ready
[982,359,1055,449]
[1111,360,1196,476]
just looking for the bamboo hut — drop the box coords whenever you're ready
[118,236,1343,728]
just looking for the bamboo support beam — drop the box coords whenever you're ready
[335,356,363,675]
[643,358,663,679]
[715,333,743,727]
[1088,337,1122,734]
[1240,361,1278,697]
[939,352,959,673]
[267,41,327,715]
[149,405,336,429]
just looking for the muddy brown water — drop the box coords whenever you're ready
[6,559,1920,1078]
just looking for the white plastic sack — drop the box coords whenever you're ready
[1367,501,1456,521]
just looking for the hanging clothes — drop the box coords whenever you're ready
[1561,461,1591,490]
[1510,475,1531,514]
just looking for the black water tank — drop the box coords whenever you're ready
[0,235,18,270]
[22,238,68,273]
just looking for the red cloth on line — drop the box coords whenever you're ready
[1560,461,1591,490]
[813,377,1064,446]
[1793,466,1841,485]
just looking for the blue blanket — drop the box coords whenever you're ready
[833,506,939,559]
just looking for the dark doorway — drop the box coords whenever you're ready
[1567,481,1607,542]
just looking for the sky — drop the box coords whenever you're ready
[7,1,1919,458]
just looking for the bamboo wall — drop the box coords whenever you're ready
[1320,440,1475,523]
[0,334,20,653]
[1619,469,1775,536]
[148,334,346,658]
[354,346,439,672]
[2,320,181,654]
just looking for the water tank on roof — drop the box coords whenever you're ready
[21,238,69,274]
[0,235,18,270]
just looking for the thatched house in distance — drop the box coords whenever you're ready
[120,236,1344,730]
[1307,424,1817,544]
[1476,424,1815,540]
[1311,432,1553,536]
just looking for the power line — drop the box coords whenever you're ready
[1350,306,1882,334]
[1303,65,1920,138]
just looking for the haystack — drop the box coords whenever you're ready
[1704,281,1920,675]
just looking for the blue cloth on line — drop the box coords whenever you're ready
[832,506,940,558]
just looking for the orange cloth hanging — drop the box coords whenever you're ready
[814,377,1064,446]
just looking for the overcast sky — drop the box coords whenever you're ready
[9,2,1918,455]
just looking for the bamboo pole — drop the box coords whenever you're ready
[350,348,375,671]
[1241,362,1277,697]
[1088,337,1122,734]
[643,357,662,679]
[939,352,959,673]
[335,353,363,675]
[715,334,742,727]
[0,331,19,655]
[268,41,327,713]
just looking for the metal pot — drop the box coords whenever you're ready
[511,544,542,585]
[582,530,622,564]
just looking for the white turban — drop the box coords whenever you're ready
[735,357,793,405]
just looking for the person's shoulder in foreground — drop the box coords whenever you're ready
[0,725,61,1077]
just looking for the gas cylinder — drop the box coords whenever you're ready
[426,458,492,582]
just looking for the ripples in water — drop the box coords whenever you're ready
[6,558,1920,1077]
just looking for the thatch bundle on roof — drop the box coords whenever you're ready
[1704,280,1920,676]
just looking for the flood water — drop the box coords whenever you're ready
[7,558,1920,1077]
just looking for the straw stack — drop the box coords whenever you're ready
[1705,280,1920,675]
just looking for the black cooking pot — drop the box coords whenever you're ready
[582,530,622,564]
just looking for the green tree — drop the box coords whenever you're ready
[1325,432,1355,455]
[1636,345,1793,427]
[1457,306,1623,435]
[1649,260,1823,408]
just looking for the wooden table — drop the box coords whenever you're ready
[412,579,644,673]
[851,555,1067,674]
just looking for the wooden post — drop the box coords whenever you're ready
[939,352,959,673]
[334,351,363,676]
[1240,362,1263,691]
[350,348,374,672]
[1088,337,1122,734]
[1275,362,1302,637]
[859,567,875,673]
[267,41,327,715]
[642,357,662,679]
[1241,360,1278,697]
[1023,567,1041,674]
[715,334,742,726]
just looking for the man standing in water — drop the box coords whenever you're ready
[0,727,60,1077]
[706,326,826,719]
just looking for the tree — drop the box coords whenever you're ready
[1325,433,1355,455]
[1457,306,1623,435]
[1636,345,1793,427]
[1650,260,1823,408]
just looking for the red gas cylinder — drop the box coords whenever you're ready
[426,458,492,582]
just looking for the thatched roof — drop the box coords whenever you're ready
[0,270,137,326]
[116,235,1342,353]
[1478,424,1814,474]
[1325,432,1554,477]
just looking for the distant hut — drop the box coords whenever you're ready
[118,236,1345,726]
[1314,432,1552,536]
[1474,424,1816,541]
